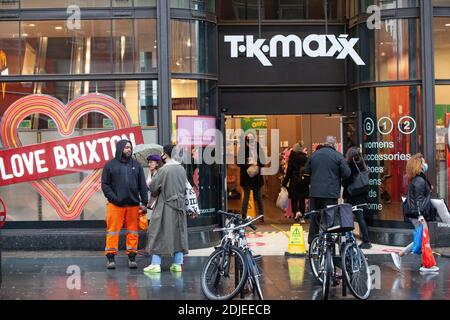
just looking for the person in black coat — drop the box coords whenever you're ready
[238,133,265,222]
[391,153,439,272]
[304,136,351,244]
[342,147,372,249]
[282,142,309,223]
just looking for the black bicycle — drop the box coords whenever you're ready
[200,210,264,300]
[306,204,371,300]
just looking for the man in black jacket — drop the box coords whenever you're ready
[102,139,148,269]
[304,136,351,244]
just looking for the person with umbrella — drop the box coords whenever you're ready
[146,154,162,214]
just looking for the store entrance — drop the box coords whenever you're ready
[225,114,353,224]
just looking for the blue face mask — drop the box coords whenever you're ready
[423,163,429,173]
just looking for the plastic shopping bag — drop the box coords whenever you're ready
[421,224,437,269]
[412,224,423,254]
[276,188,289,210]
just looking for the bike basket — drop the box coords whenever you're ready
[319,204,354,233]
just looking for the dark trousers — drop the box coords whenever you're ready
[308,197,338,244]
[354,209,370,243]
[241,185,264,219]
[291,197,306,215]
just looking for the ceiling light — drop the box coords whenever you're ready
[55,26,63,30]
[446,23,450,27]
[22,33,28,37]
[28,23,35,27]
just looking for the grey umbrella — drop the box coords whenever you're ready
[132,143,163,166]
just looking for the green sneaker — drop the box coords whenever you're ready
[143,264,161,273]
[170,264,182,272]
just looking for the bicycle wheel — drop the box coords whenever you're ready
[201,246,248,300]
[247,252,264,300]
[322,248,332,300]
[341,242,371,300]
[308,235,323,284]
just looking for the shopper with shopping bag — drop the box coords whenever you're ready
[391,153,439,272]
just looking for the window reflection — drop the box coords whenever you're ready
[434,17,450,79]
[0,21,20,75]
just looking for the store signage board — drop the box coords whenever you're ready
[224,34,365,66]
[176,116,216,147]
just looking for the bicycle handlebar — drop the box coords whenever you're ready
[303,203,368,219]
[213,214,264,233]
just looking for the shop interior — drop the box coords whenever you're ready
[225,114,350,224]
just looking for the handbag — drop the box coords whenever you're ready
[185,181,200,216]
[319,204,354,233]
[412,224,423,254]
[421,224,437,268]
[247,165,259,178]
[276,187,289,210]
[347,159,369,197]
[138,212,148,231]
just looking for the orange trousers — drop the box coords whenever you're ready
[105,203,140,256]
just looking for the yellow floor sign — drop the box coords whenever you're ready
[285,224,307,256]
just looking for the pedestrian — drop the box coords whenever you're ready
[238,133,265,222]
[282,142,309,223]
[391,153,439,272]
[304,136,351,244]
[144,144,198,273]
[101,139,148,270]
[146,154,162,214]
[342,147,372,249]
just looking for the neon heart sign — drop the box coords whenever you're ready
[0,93,135,220]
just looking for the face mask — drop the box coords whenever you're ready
[423,163,429,173]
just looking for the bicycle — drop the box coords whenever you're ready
[200,210,264,300]
[306,203,371,300]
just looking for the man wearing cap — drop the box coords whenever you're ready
[101,139,148,269]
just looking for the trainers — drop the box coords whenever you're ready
[143,264,161,273]
[128,252,137,269]
[359,242,373,250]
[391,253,402,271]
[170,264,182,272]
[419,265,440,273]
[106,253,116,270]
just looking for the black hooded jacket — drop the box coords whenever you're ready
[101,139,148,207]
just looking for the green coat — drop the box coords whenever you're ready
[145,159,189,256]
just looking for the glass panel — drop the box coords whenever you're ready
[135,19,157,73]
[435,85,450,204]
[433,0,450,6]
[358,24,376,82]
[135,0,157,6]
[0,80,158,221]
[21,20,112,75]
[112,0,132,6]
[434,17,450,79]
[171,20,191,73]
[171,0,190,9]
[113,20,134,73]
[377,19,398,81]
[171,0,215,11]
[21,0,110,8]
[0,21,20,75]
[0,0,19,9]
[206,21,217,74]
[398,19,420,80]
[362,86,421,221]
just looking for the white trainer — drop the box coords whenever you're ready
[419,265,440,273]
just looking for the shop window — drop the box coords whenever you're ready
[433,0,450,6]
[0,80,158,221]
[362,86,421,221]
[135,19,158,73]
[21,0,110,8]
[0,21,20,75]
[171,0,215,11]
[0,0,19,9]
[435,85,450,204]
[113,20,134,73]
[434,17,450,80]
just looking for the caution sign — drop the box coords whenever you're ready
[0,196,6,228]
[285,224,306,256]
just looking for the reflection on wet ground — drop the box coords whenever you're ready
[0,253,449,300]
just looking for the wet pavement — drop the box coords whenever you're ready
[0,251,449,300]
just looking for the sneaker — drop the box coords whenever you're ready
[419,265,440,273]
[391,253,402,271]
[128,252,137,269]
[143,264,161,273]
[359,242,373,250]
[106,253,116,270]
[170,264,182,272]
